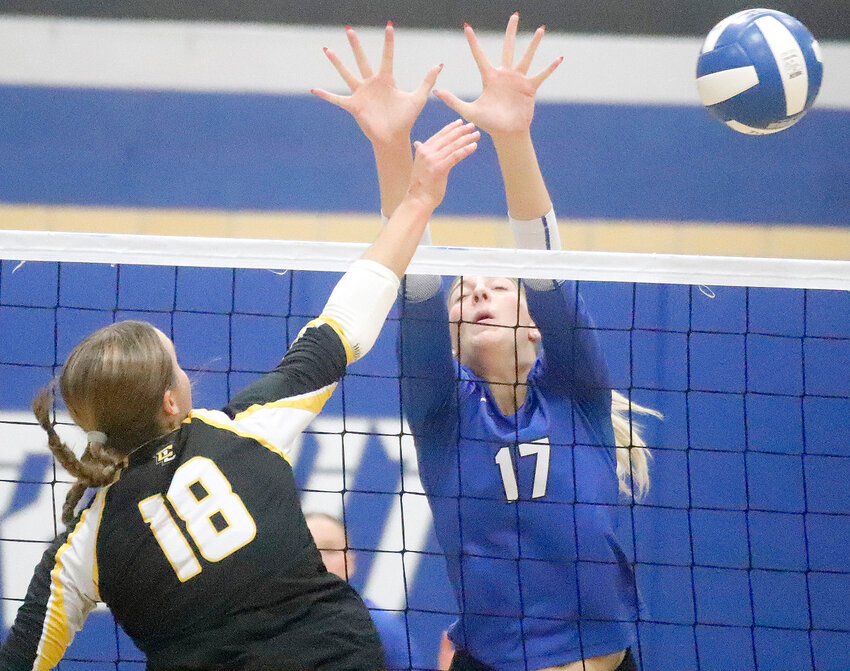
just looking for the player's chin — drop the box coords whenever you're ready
[462,325,511,348]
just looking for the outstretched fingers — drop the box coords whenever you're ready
[432,88,472,120]
[322,46,360,91]
[310,87,350,110]
[530,55,565,89]
[463,23,492,75]
[345,26,374,79]
[516,25,545,75]
[378,21,395,76]
[501,12,519,69]
[414,63,444,101]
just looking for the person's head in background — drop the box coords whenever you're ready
[305,512,355,581]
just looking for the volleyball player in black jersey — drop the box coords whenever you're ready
[0,120,478,671]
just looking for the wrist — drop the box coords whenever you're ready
[371,130,414,155]
[491,128,534,153]
[399,189,439,218]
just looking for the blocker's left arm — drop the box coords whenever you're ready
[433,13,561,222]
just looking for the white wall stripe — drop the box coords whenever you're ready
[2,230,848,291]
[0,15,848,107]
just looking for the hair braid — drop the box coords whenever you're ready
[32,384,123,526]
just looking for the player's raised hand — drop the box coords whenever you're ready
[312,22,442,146]
[433,13,563,137]
[407,119,480,211]
[361,119,478,278]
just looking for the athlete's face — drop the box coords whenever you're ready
[156,329,192,426]
[447,276,539,367]
[305,515,354,581]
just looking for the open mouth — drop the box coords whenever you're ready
[472,311,496,324]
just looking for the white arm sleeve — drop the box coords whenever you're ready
[321,259,401,362]
[509,208,561,251]
[509,209,561,291]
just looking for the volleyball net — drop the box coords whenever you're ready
[1,230,849,671]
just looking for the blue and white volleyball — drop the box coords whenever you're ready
[696,9,823,134]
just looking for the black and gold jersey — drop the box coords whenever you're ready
[0,320,384,671]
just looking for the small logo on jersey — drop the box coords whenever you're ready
[155,445,175,465]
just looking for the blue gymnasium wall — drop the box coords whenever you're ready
[1,85,849,224]
[2,260,850,671]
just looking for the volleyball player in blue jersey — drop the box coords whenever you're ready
[314,14,659,671]
[0,121,478,671]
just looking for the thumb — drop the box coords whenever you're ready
[433,89,471,119]
[415,64,443,100]
[310,88,350,111]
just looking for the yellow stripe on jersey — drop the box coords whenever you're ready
[296,316,354,364]
[90,488,109,602]
[189,407,310,465]
[35,501,99,670]
[232,382,338,421]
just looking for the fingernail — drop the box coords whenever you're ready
[345,25,352,30]
[387,20,393,27]
[463,23,470,29]
[322,46,328,52]
[541,25,547,31]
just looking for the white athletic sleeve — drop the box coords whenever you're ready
[321,259,401,362]
[509,209,561,291]
[508,208,561,251]
[0,489,104,670]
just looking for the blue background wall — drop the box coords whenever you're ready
[1,86,848,226]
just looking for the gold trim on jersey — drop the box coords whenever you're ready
[35,500,100,669]
[188,408,314,465]
[297,316,354,364]
[231,382,337,424]
[90,488,109,602]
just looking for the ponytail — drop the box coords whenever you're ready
[611,390,662,501]
[32,384,123,526]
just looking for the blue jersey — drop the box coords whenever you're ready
[400,280,638,671]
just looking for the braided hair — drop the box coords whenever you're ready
[33,321,176,526]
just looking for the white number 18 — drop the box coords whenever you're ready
[138,456,257,581]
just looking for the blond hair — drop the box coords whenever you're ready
[611,390,662,501]
[33,320,175,525]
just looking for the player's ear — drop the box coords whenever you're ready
[162,388,180,420]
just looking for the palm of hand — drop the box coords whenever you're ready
[350,75,424,145]
[468,68,536,135]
